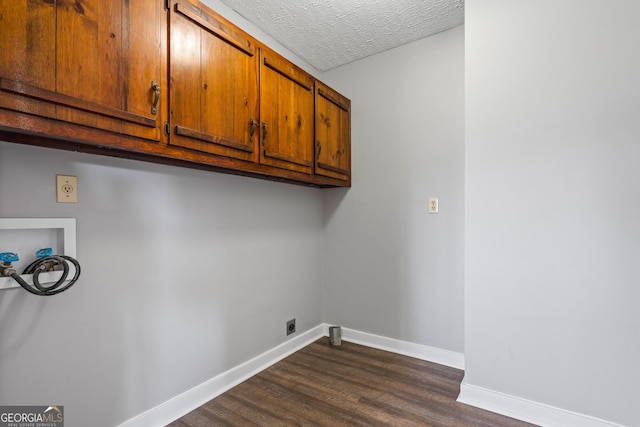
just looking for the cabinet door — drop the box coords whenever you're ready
[0,0,162,142]
[169,0,258,162]
[259,49,315,174]
[315,82,351,182]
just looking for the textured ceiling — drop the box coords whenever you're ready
[218,0,465,71]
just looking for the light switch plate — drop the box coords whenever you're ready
[56,175,78,203]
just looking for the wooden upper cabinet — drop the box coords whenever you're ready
[315,81,351,183]
[168,0,259,162]
[0,0,163,142]
[259,49,315,174]
[0,0,351,187]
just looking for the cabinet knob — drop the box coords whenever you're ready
[151,81,160,115]
[261,122,268,146]
[249,118,257,142]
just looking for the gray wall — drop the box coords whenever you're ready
[465,1,640,425]
[322,26,465,353]
[0,143,323,426]
[0,3,327,425]
[9,0,635,424]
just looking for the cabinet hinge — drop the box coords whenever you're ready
[164,121,171,137]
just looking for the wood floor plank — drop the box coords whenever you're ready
[201,399,263,426]
[297,342,463,399]
[286,348,458,411]
[168,339,538,427]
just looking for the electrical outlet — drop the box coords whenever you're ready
[56,175,78,203]
[286,319,296,336]
[428,197,439,214]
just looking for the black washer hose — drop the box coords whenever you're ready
[10,255,81,296]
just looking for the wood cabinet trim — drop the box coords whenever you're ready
[264,149,313,167]
[175,125,254,153]
[317,87,350,111]
[174,2,255,57]
[0,78,157,128]
[0,101,347,187]
[318,162,350,176]
[263,57,314,91]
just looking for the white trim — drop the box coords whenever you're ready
[338,327,465,370]
[118,324,465,426]
[457,380,627,427]
[118,324,325,427]
[113,324,626,427]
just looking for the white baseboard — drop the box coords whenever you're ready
[118,324,325,427]
[120,324,626,427]
[338,326,465,370]
[119,324,465,427]
[457,380,626,427]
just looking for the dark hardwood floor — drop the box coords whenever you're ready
[168,339,537,426]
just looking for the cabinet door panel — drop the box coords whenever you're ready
[0,1,55,117]
[169,0,258,162]
[122,0,164,141]
[0,0,161,141]
[55,0,120,132]
[259,50,314,174]
[169,2,202,134]
[315,82,351,182]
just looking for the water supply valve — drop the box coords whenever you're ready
[36,248,53,258]
[34,248,55,272]
[1,249,81,296]
[0,252,19,277]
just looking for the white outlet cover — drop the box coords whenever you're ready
[429,197,439,214]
